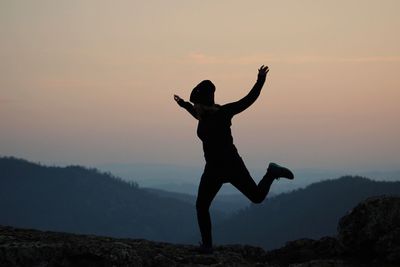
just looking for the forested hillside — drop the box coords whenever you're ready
[215,176,400,249]
[0,157,205,243]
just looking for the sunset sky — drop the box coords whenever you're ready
[1,1,399,173]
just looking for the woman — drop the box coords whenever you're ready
[173,65,294,253]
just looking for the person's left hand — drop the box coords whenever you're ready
[258,65,269,79]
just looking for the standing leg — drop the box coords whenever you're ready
[196,164,223,249]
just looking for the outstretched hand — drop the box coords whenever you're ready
[174,94,184,106]
[258,65,269,79]
[174,94,182,102]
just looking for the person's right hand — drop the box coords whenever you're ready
[174,94,182,102]
[258,65,269,79]
[174,94,184,106]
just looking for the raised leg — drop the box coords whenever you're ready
[229,158,275,204]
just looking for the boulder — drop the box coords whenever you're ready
[338,195,400,262]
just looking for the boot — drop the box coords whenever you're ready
[197,242,213,254]
[267,162,294,180]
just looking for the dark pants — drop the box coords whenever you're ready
[196,156,274,247]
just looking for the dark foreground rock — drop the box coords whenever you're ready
[1,196,399,267]
[0,227,266,267]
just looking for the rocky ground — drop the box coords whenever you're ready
[1,196,399,267]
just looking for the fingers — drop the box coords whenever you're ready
[258,65,269,75]
[173,94,182,102]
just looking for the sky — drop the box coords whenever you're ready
[1,0,399,172]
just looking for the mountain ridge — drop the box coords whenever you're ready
[0,156,201,243]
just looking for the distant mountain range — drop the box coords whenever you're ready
[97,162,400,195]
[143,187,251,215]
[1,156,399,249]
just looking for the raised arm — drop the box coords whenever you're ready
[223,65,269,116]
[173,94,198,119]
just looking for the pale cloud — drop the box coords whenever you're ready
[33,78,147,91]
[336,56,400,63]
[0,97,12,104]
[285,56,400,64]
[187,53,400,65]
[187,53,221,64]
[186,52,277,65]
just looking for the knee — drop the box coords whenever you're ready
[250,194,264,204]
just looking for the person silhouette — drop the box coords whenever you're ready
[173,65,294,254]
